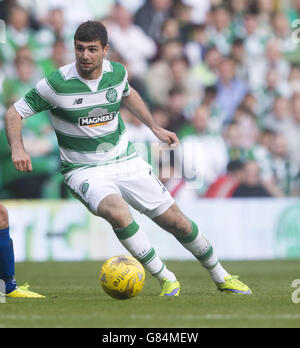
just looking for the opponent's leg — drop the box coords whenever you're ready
[153,203,251,295]
[0,204,17,294]
[98,195,180,295]
[0,204,45,298]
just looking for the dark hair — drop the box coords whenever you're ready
[227,160,245,173]
[204,86,217,97]
[74,21,108,48]
[169,86,185,97]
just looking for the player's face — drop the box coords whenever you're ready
[75,40,109,79]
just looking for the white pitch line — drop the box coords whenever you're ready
[130,314,300,321]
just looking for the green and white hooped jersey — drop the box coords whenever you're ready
[14,59,137,175]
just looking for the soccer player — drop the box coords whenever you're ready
[0,203,44,298]
[5,21,251,296]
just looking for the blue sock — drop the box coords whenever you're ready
[0,227,17,294]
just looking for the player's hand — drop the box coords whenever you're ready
[152,126,181,149]
[11,149,33,172]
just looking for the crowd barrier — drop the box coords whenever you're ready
[2,197,300,262]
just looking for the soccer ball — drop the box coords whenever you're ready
[99,255,145,300]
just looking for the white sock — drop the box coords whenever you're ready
[114,220,176,283]
[178,220,229,284]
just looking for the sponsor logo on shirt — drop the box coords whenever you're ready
[79,108,116,128]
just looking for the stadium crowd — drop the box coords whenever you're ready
[1,0,300,199]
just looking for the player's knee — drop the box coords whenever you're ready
[0,205,9,229]
[97,197,131,228]
[166,215,191,238]
[173,215,191,236]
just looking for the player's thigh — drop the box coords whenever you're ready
[97,194,133,228]
[65,168,122,216]
[117,164,175,219]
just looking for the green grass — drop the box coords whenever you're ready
[0,260,299,328]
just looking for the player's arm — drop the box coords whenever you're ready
[4,77,55,173]
[5,105,32,173]
[122,87,180,149]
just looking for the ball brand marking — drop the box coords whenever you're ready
[113,267,130,287]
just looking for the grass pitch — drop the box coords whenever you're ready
[0,260,299,328]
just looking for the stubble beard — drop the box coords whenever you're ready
[78,60,102,79]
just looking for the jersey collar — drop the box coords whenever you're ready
[61,59,112,81]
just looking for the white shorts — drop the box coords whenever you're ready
[65,157,175,219]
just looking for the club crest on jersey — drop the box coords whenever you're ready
[106,88,118,103]
[79,108,116,128]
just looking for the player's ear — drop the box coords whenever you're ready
[103,44,109,57]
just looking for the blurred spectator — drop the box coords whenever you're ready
[266,133,300,196]
[284,94,300,166]
[160,18,181,44]
[0,5,35,63]
[241,92,259,116]
[134,0,172,42]
[18,0,116,28]
[145,39,184,107]
[181,0,211,25]
[259,127,276,152]
[185,24,209,66]
[38,39,68,76]
[256,0,275,36]
[215,56,248,124]
[172,1,194,43]
[205,160,245,198]
[166,87,188,133]
[189,46,222,89]
[3,55,37,106]
[272,11,297,54]
[229,0,248,39]
[168,55,200,105]
[223,121,244,157]
[201,85,223,133]
[223,120,272,184]
[206,5,233,55]
[120,59,149,103]
[233,106,260,149]
[231,38,248,82]
[109,4,157,79]
[264,39,291,82]
[34,7,80,62]
[232,160,272,198]
[179,104,228,194]
[243,11,270,60]
[115,0,145,14]
[286,64,300,96]
[254,68,281,119]
[263,96,292,133]
[0,53,59,199]
[248,38,291,89]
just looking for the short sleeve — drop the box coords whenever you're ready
[14,77,57,119]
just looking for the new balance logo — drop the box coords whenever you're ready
[73,98,83,105]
